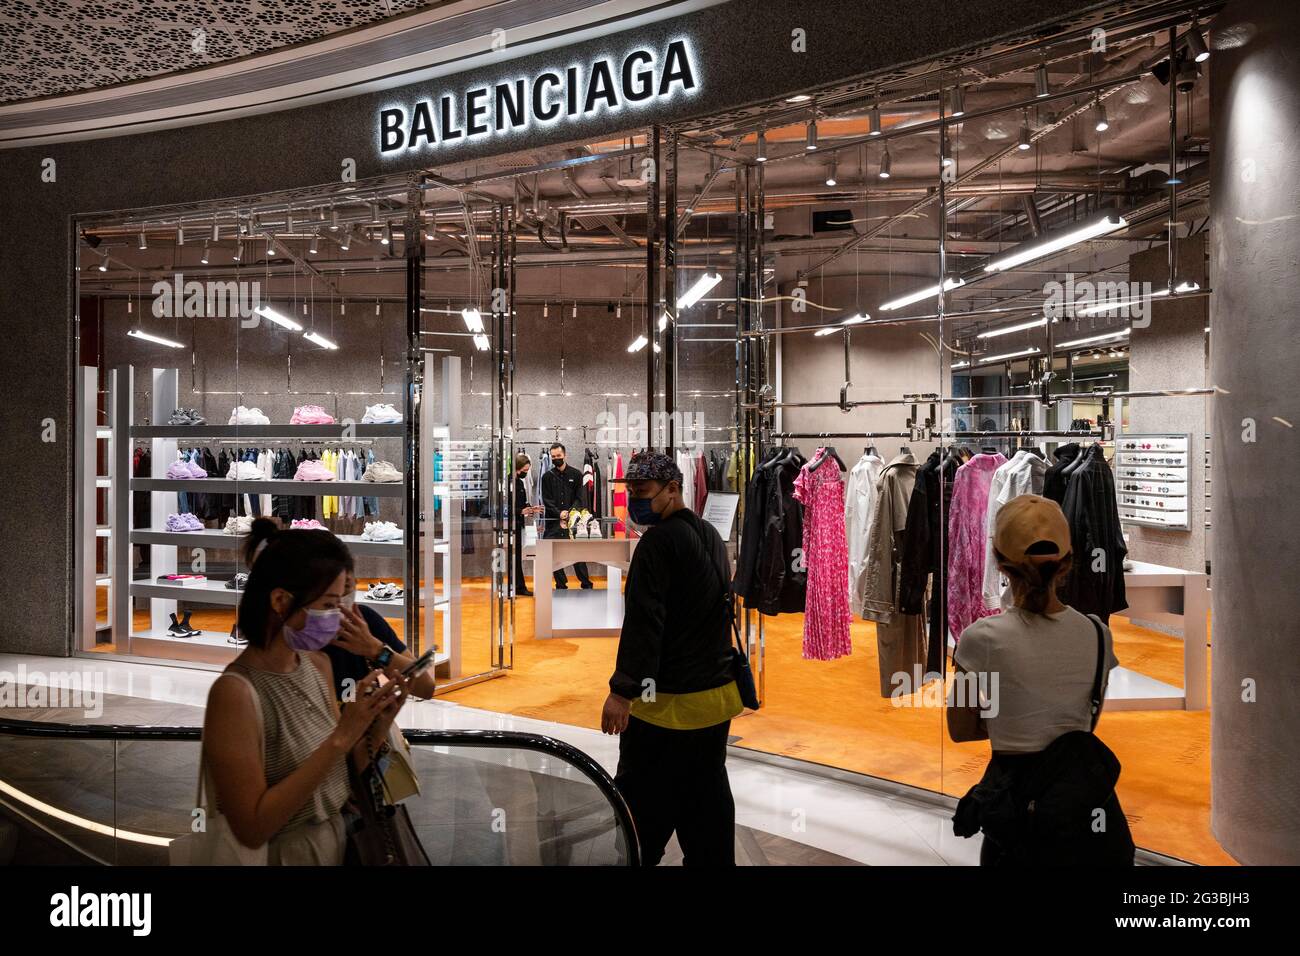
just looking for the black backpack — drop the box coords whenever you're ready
[952,615,1136,865]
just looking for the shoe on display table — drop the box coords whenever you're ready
[167,407,206,425]
[167,611,201,638]
[223,515,253,535]
[166,513,204,532]
[228,405,271,425]
[166,459,207,479]
[361,520,403,542]
[362,460,402,482]
[361,403,402,423]
[227,460,263,480]
[365,582,404,601]
[291,404,336,425]
[291,518,326,530]
[293,460,335,481]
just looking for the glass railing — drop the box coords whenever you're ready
[0,719,638,866]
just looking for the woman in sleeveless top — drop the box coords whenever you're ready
[202,518,409,864]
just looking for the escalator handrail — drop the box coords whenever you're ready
[0,718,640,866]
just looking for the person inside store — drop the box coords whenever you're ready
[202,519,410,864]
[541,442,593,589]
[946,494,1134,866]
[600,452,742,866]
[512,452,544,597]
[325,568,439,702]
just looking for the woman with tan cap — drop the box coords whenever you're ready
[947,494,1133,865]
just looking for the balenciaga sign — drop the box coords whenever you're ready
[378,38,699,154]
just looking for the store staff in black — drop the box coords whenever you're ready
[601,452,742,866]
[513,452,542,597]
[541,443,593,589]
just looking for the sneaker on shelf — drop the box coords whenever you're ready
[228,405,271,425]
[291,518,326,530]
[293,460,336,481]
[225,572,249,591]
[165,513,193,532]
[361,521,403,542]
[361,403,402,424]
[166,460,199,479]
[167,408,206,426]
[227,460,264,480]
[362,460,403,483]
[184,460,208,478]
[223,515,253,535]
[366,582,394,600]
[166,612,192,638]
[290,404,336,425]
[183,513,204,531]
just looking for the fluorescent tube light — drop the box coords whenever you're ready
[627,335,649,352]
[678,271,723,309]
[1056,329,1130,349]
[951,360,971,369]
[658,313,669,332]
[303,331,339,350]
[814,327,838,337]
[841,312,870,325]
[879,277,965,311]
[979,346,1040,364]
[983,214,1126,273]
[254,305,303,331]
[461,308,484,333]
[977,316,1047,338]
[472,334,490,351]
[127,329,185,349]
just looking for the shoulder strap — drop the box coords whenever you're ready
[681,510,744,653]
[1086,614,1106,731]
[198,670,264,808]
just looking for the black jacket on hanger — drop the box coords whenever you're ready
[1044,442,1081,504]
[1060,446,1128,623]
[732,450,806,615]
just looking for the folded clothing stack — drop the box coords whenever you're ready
[294,459,336,481]
[361,521,402,542]
[223,515,253,535]
[361,403,402,424]
[166,459,208,479]
[291,404,336,425]
[363,460,402,482]
[156,574,208,588]
[227,460,264,480]
[167,408,206,425]
[290,518,326,530]
[228,406,271,425]
[165,513,204,532]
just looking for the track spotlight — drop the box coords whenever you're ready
[1186,23,1210,63]
[950,84,965,118]
[878,148,892,179]
[232,240,242,262]
[176,225,184,245]
[869,102,882,135]
[340,228,351,251]
[805,118,818,151]
[137,231,147,251]
[825,159,838,187]
[267,236,276,257]
[309,231,319,255]
[756,130,767,162]
[1094,101,1109,132]
[1017,112,1032,150]
[200,241,210,265]
[1035,63,1050,98]
[381,222,391,246]
[97,250,108,272]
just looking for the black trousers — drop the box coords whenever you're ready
[545,530,592,587]
[513,523,529,593]
[615,716,735,866]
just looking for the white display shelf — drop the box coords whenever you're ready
[131,477,404,497]
[129,578,447,620]
[129,423,404,439]
[130,528,447,558]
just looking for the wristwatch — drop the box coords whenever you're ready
[371,646,394,670]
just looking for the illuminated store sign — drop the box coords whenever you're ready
[379,38,698,153]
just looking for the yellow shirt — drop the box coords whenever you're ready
[629,680,743,730]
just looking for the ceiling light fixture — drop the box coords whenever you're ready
[127,329,185,349]
[678,271,723,310]
[1035,63,1050,98]
[211,222,220,242]
[879,276,965,312]
[658,313,669,332]
[329,206,339,232]
[309,231,319,255]
[461,308,485,333]
[627,335,649,352]
[979,346,1040,364]
[950,83,965,118]
[137,231,147,251]
[1017,112,1033,150]
[96,251,109,272]
[340,228,351,251]
[1094,101,1109,132]
[1056,329,1130,349]
[814,327,838,336]
[785,93,811,104]
[303,331,339,350]
[825,159,838,187]
[254,305,303,331]
[232,240,242,262]
[266,236,276,256]
[983,213,1127,273]
[878,147,892,179]
[869,102,882,135]
[756,130,767,162]
[841,312,870,326]
[1186,23,1210,63]
[176,225,184,245]
[200,241,210,265]
[976,316,1048,338]
[381,222,391,246]
[805,118,818,151]
[472,334,490,351]
[951,360,971,369]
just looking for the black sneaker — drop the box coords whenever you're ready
[167,612,192,638]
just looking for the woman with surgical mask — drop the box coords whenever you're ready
[203,518,409,864]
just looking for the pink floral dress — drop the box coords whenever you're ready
[793,450,853,660]
[947,452,1007,640]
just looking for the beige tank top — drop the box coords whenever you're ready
[229,655,351,832]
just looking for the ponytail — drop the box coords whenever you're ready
[996,550,1072,615]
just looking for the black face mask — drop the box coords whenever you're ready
[551,457,564,468]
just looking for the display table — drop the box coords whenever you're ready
[1106,561,1209,712]
[526,538,638,638]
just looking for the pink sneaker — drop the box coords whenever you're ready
[293,459,336,481]
[290,519,326,530]
[290,404,336,425]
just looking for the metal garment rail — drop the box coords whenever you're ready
[753,387,1216,411]
[767,430,1103,441]
[0,719,641,867]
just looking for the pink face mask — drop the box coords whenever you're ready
[282,608,342,650]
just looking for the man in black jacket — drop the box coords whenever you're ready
[541,443,593,589]
[601,452,742,866]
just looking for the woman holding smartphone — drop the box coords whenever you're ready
[325,569,439,701]
[203,519,410,865]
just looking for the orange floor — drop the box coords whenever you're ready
[98,576,1231,864]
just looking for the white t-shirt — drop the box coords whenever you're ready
[953,606,1120,753]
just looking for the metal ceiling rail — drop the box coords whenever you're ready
[753,386,1216,413]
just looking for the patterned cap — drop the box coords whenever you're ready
[612,451,683,484]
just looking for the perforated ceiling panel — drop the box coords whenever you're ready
[0,0,441,104]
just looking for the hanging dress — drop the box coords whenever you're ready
[792,449,852,660]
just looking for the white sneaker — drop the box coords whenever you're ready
[587,518,603,539]
[361,403,402,424]
[362,460,403,483]
[362,521,403,542]
[223,515,253,535]
[228,405,271,425]
[226,460,264,480]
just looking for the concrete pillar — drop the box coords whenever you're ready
[1209,0,1300,864]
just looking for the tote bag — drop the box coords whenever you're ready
[169,672,268,866]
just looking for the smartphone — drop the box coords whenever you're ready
[401,649,437,679]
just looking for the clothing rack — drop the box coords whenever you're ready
[169,438,377,446]
[768,429,1103,441]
